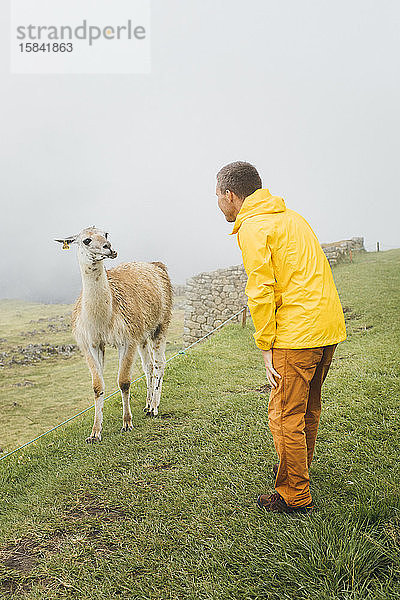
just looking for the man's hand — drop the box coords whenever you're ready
[261,349,281,388]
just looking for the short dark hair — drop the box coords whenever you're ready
[216,161,262,199]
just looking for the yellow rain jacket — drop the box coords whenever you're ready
[231,188,347,351]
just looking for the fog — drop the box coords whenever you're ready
[1,0,399,303]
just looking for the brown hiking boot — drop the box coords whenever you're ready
[257,492,315,514]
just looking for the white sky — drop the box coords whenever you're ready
[0,0,399,302]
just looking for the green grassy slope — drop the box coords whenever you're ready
[0,250,399,600]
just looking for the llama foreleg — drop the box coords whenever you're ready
[138,339,154,414]
[118,344,137,432]
[85,344,105,443]
[149,335,167,416]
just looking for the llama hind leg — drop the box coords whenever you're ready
[138,339,154,414]
[118,344,137,432]
[85,344,105,443]
[149,334,167,417]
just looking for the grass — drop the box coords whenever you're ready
[0,250,399,599]
[0,300,73,346]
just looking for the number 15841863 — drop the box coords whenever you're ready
[19,43,73,52]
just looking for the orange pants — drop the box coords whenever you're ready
[268,344,337,507]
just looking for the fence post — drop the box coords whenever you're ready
[241,307,247,327]
[377,242,380,252]
[349,249,353,263]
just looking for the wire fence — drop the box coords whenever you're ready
[365,243,399,252]
[0,307,247,463]
[1,242,398,464]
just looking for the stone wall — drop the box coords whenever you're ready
[183,237,365,345]
[321,237,365,265]
[184,265,248,345]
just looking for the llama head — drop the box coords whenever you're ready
[55,226,118,264]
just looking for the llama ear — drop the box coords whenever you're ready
[55,235,78,250]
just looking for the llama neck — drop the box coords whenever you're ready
[79,260,113,322]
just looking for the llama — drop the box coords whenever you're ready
[56,226,172,443]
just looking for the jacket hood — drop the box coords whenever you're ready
[231,188,286,234]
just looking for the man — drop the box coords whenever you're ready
[216,161,346,514]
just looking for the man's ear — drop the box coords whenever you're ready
[54,235,78,249]
[226,190,234,202]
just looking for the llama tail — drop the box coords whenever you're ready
[151,261,168,273]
